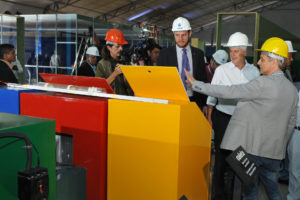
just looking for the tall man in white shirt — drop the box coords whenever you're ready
[207,32,260,200]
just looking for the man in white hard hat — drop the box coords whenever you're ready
[157,17,207,110]
[206,32,260,200]
[205,49,229,83]
[282,40,297,82]
[77,46,99,77]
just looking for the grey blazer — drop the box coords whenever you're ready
[192,71,298,160]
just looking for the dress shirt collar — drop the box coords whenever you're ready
[270,70,283,76]
[229,60,251,71]
[176,44,191,53]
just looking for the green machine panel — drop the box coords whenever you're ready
[0,112,56,200]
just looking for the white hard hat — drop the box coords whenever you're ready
[285,40,297,53]
[172,17,191,32]
[213,50,229,65]
[86,46,100,56]
[227,32,249,47]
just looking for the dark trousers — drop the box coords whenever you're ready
[212,108,233,200]
[189,95,202,110]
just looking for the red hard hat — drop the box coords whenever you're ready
[105,29,128,45]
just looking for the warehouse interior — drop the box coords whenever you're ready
[0,0,300,200]
[0,0,299,82]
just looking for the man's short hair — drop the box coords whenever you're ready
[0,44,15,59]
[262,51,285,68]
[148,44,162,52]
[145,39,161,52]
[229,46,247,51]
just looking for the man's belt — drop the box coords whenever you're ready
[295,126,300,131]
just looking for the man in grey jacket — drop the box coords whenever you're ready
[185,37,298,199]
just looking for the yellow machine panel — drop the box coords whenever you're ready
[108,66,212,200]
[120,66,190,103]
[107,99,211,200]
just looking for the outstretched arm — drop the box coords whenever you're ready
[185,68,263,101]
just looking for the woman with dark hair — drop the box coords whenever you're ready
[96,29,132,95]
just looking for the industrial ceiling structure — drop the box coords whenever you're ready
[1,0,298,34]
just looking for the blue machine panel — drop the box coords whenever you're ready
[0,87,37,114]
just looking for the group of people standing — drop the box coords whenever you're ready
[76,29,131,95]
[75,16,300,200]
[76,29,162,96]
[169,18,299,200]
[0,14,299,200]
[157,16,300,200]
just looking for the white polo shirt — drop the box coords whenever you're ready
[206,61,260,115]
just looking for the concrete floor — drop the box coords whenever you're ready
[259,181,288,200]
[210,141,289,200]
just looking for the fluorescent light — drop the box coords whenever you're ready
[128,9,153,21]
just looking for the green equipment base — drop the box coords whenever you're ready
[0,112,56,200]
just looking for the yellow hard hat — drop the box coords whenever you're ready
[256,37,288,58]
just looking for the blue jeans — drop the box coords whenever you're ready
[287,130,300,200]
[243,155,282,200]
[279,151,289,181]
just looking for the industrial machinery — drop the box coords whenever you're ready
[0,132,49,200]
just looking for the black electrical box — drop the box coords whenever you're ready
[18,167,49,200]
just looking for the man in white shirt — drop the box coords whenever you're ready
[207,32,260,200]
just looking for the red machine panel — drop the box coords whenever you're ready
[20,92,108,200]
[39,73,115,94]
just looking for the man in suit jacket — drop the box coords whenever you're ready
[185,37,299,199]
[157,17,207,110]
[0,44,18,83]
[77,46,99,77]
